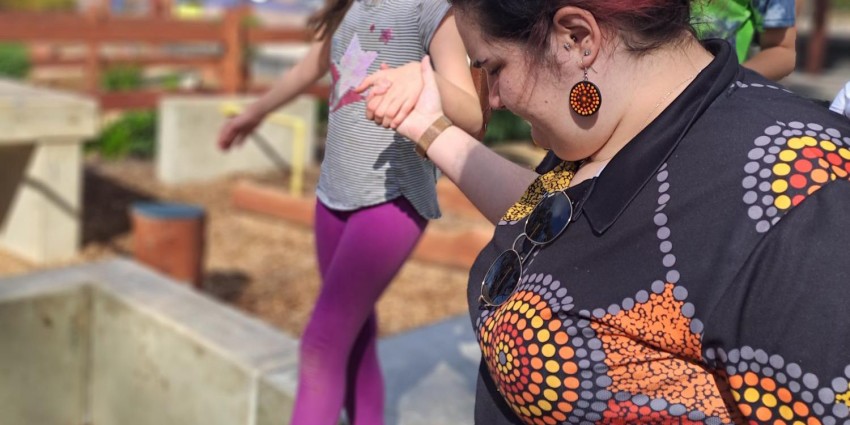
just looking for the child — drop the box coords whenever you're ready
[216,0,482,423]
[694,0,797,80]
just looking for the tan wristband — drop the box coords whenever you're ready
[415,115,453,158]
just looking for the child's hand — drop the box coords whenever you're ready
[217,107,264,151]
[356,61,424,129]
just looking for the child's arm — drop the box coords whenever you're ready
[217,37,331,150]
[742,25,796,80]
[427,13,484,135]
[356,12,483,136]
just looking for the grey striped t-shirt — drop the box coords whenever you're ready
[316,0,451,220]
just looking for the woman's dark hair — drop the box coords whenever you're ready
[307,0,354,40]
[450,0,694,65]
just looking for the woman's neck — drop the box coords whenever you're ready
[587,39,713,164]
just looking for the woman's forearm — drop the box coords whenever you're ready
[426,126,537,224]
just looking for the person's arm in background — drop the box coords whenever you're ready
[742,0,797,80]
[217,37,332,150]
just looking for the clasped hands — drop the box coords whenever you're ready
[356,56,443,144]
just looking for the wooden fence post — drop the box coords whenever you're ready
[85,6,106,94]
[805,0,829,74]
[221,6,250,94]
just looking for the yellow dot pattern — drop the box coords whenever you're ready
[837,384,850,407]
[502,161,577,222]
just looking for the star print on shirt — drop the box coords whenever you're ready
[379,28,394,44]
[329,34,379,112]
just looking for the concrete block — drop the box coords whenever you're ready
[156,95,317,185]
[0,286,91,425]
[89,287,256,425]
[0,139,82,262]
[0,79,97,263]
[256,369,297,425]
[0,80,98,142]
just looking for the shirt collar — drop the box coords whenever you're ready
[577,39,740,234]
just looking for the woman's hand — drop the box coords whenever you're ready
[394,56,446,143]
[217,107,265,151]
[356,61,424,129]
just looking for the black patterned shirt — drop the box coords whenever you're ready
[468,39,850,425]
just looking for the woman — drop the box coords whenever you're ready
[217,0,482,423]
[363,0,850,423]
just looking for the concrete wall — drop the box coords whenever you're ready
[0,260,299,425]
[0,284,90,425]
[156,95,318,186]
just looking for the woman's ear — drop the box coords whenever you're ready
[552,6,602,70]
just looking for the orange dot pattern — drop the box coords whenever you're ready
[569,80,602,117]
[502,161,578,223]
[727,371,823,425]
[478,288,583,425]
[769,137,850,212]
[591,283,731,420]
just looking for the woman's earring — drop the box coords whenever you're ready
[569,56,601,116]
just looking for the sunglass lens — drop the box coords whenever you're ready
[482,250,522,306]
[526,192,572,245]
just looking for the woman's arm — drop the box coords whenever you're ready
[426,126,538,223]
[400,58,537,224]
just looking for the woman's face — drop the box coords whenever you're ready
[456,11,596,160]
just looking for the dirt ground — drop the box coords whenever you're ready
[0,157,481,337]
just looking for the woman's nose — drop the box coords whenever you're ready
[488,80,504,110]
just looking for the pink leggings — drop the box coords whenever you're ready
[290,197,427,425]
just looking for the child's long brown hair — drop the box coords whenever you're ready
[308,0,354,40]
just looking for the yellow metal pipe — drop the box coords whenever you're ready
[220,102,307,196]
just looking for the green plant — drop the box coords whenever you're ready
[482,109,532,145]
[0,0,74,11]
[0,43,31,79]
[101,66,144,92]
[88,111,157,159]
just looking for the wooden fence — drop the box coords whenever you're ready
[0,7,328,110]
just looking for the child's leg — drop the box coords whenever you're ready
[344,313,380,424]
[291,197,427,425]
[314,202,381,423]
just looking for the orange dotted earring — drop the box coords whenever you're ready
[569,50,601,117]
